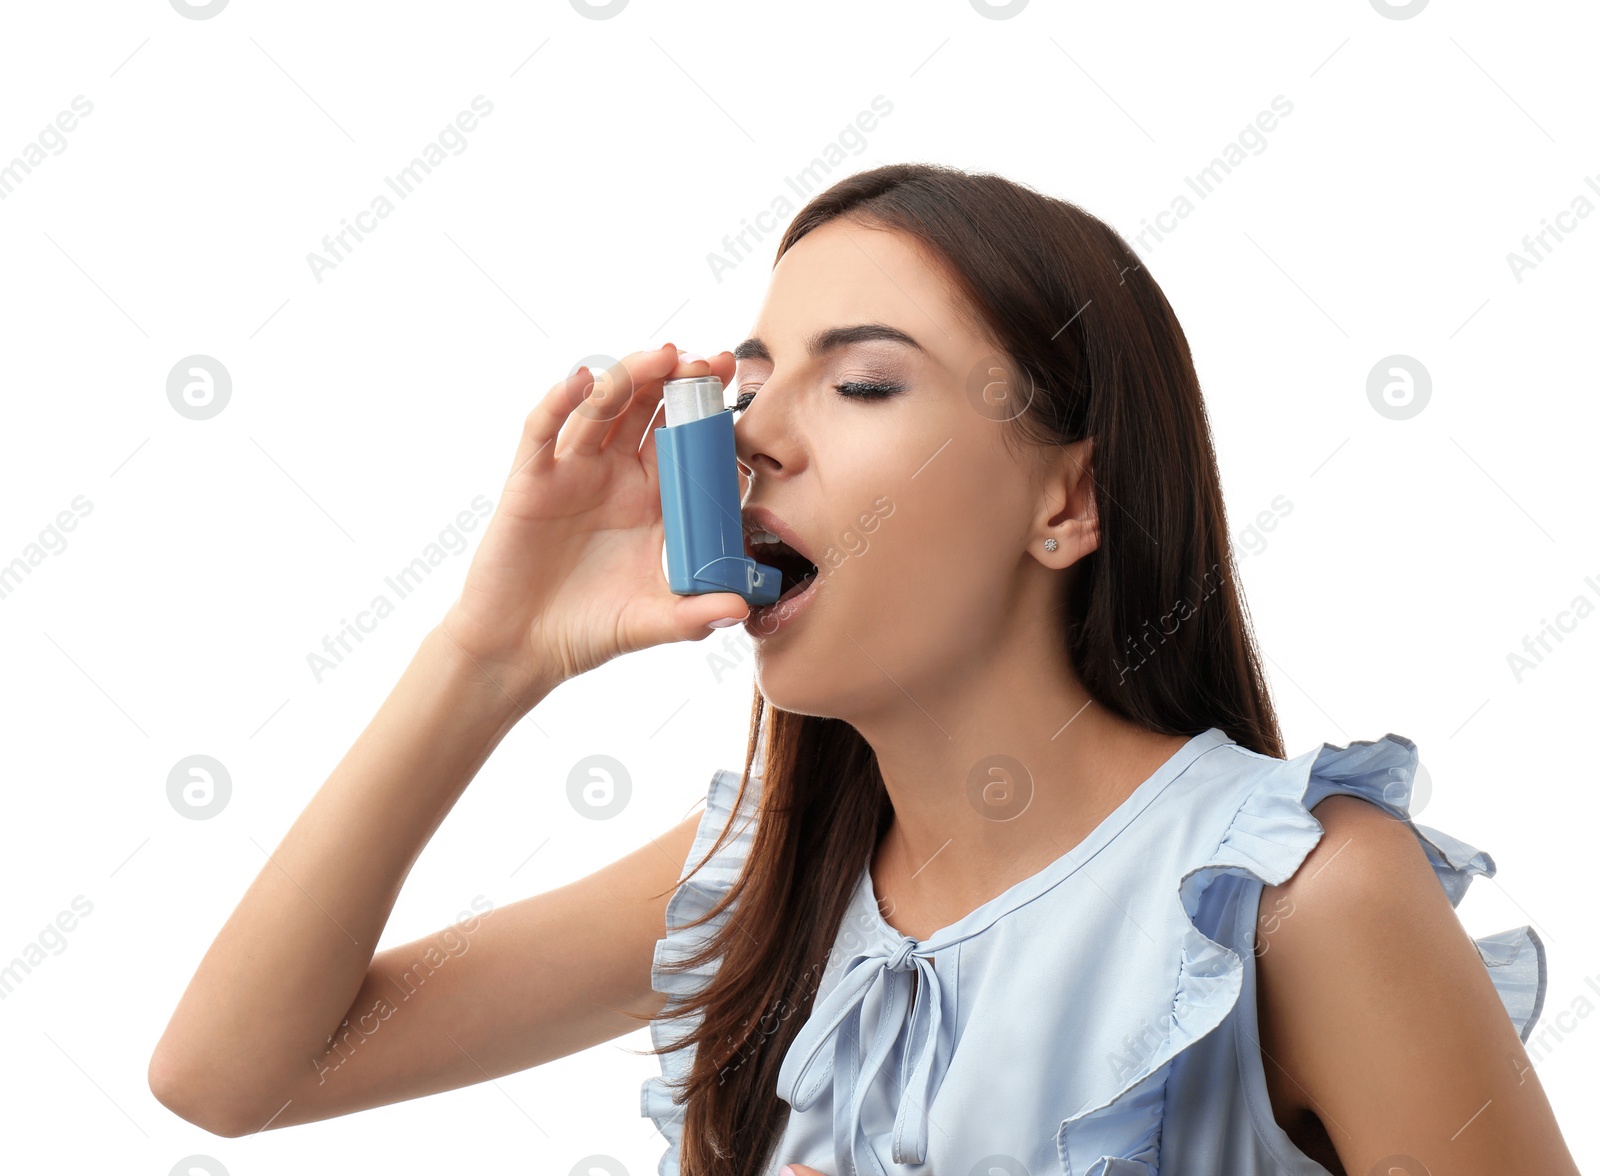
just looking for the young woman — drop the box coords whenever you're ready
[148,164,1578,1175]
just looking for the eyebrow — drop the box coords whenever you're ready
[733,323,929,364]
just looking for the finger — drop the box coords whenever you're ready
[703,349,736,401]
[512,366,597,480]
[665,590,750,643]
[779,1165,831,1176]
[562,345,679,459]
[627,394,668,474]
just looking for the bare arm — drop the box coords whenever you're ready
[149,347,749,1137]
[264,807,701,1134]
[147,625,702,1136]
[1255,794,1580,1174]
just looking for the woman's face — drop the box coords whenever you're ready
[732,217,1087,721]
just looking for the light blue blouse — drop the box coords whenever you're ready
[640,728,1547,1175]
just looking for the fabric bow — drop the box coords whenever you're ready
[776,934,946,1176]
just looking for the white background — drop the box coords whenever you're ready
[0,0,1595,1172]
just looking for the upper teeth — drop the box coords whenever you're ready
[749,528,782,544]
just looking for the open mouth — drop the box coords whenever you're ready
[745,528,820,601]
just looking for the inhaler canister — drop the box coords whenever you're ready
[654,376,782,606]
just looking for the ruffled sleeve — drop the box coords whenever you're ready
[1057,732,1549,1176]
[639,766,763,1176]
[1292,733,1547,1040]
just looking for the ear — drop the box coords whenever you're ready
[1034,436,1098,566]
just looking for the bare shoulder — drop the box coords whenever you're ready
[1253,792,1579,1174]
[1260,792,1431,934]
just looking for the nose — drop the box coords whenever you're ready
[733,394,784,483]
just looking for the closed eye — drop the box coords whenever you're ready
[836,381,904,400]
[733,381,904,413]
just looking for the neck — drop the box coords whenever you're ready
[846,633,1192,936]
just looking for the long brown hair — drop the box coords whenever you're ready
[638,162,1284,1174]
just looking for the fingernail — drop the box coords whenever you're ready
[707,616,744,629]
[676,349,706,364]
[779,1168,797,1176]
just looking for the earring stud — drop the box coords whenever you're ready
[1043,537,1059,553]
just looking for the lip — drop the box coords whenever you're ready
[740,504,818,566]
[740,503,823,639]
[743,567,823,638]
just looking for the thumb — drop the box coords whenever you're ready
[780,1167,831,1176]
[672,591,751,640]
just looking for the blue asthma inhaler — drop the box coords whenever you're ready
[654,375,782,607]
